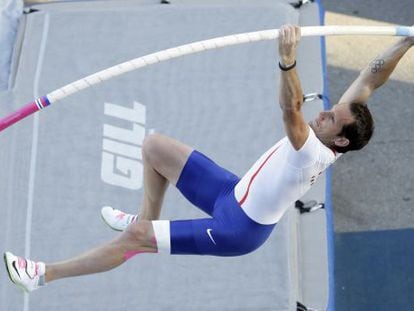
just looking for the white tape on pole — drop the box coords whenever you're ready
[47,25,413,103]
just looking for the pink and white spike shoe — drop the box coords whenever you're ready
[4,252,46,293]
[101,206,138,231]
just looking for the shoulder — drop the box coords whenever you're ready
[286,127,337,167]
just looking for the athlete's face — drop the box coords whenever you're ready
[309,103,355,148]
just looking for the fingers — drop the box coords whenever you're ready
[295,25,301,41]
[278,24,301,63]
[279,24,301,44]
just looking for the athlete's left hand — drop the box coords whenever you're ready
[404,24,414,46]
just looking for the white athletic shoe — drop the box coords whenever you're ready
[101,206,138,231]
[4,252,46,293]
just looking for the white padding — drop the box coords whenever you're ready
[152,220,171,254]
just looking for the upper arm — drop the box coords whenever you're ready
[338,74,375,105]
[282,109,310,150]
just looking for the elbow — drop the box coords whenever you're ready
[281,106,301,122]
[279,98,303,113]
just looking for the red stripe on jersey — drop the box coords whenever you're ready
[238,145,281,206]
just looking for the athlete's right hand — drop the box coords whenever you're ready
[278,24,301,66]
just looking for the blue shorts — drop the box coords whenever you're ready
[171,150,276,256]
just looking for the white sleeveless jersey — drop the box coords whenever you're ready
[234,127,341,225]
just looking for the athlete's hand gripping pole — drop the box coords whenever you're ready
[0,25,412,132]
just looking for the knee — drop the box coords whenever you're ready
[122,220,155,247]
[142,133,166,166]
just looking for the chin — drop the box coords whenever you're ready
[309,121,316,131]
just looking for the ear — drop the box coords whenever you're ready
[333,136,350,147]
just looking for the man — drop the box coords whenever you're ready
[4,25,413,292]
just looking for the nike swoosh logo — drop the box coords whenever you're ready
[206,228,217,245]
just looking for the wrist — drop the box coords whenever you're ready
[280,54,296,65]
[401,37,414,47]
[279,60,296,71]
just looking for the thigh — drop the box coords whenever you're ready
[170,192,276,256]
[176,150,239,216]
[170,217,237,256]
[143,133,194,186]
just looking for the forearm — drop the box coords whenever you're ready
[279,68,303,112]
[358,38,413,90]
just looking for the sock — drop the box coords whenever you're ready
[37,262,46,286]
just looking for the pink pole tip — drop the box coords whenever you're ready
[0,101,42,132]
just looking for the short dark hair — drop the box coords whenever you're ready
[333,102,374,153]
